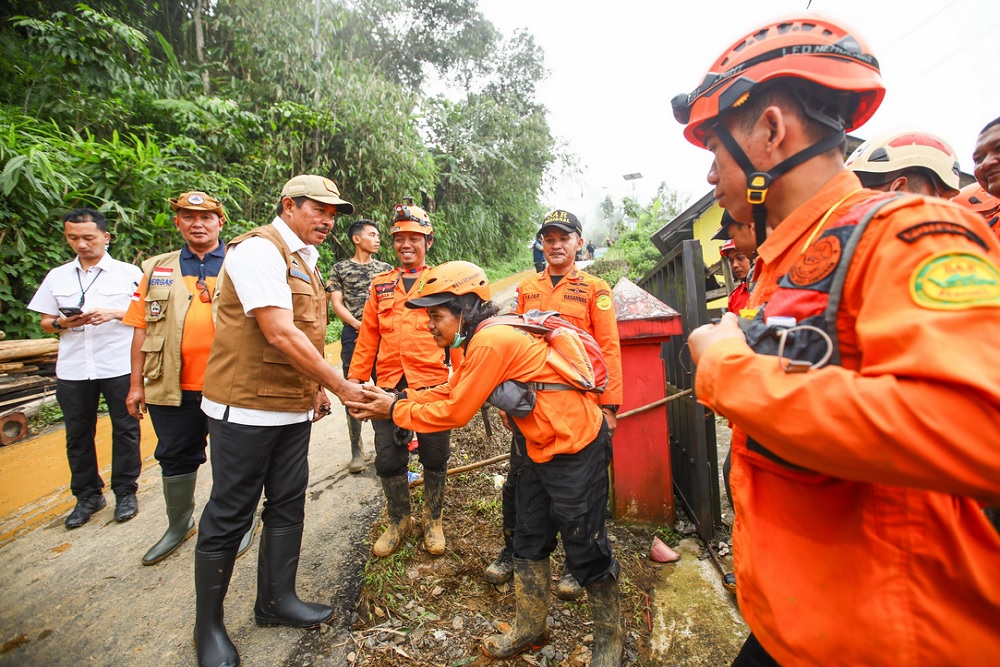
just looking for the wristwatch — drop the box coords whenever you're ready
[602,405,620,414]
[51,318,64,330]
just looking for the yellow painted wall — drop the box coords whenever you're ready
[692,202,729,310]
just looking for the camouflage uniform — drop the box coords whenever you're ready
[328,258,393,331]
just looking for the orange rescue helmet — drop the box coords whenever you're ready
[951,182,1000,228]
[846,128,961,197]
[406,261,491,309]
[390,202,433,236]
[671,14,884,148]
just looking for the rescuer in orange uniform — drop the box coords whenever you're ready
[483,209,623,601]
[952,182,1000,238]
[673,14,1000,666]
[971,117,1000,243]
[347,261,622,666]
[720,239,751,314]
[347,201,455,558]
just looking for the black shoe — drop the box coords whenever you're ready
[723,572,737,593]
[65,495,107,529]
[115,493,138,522]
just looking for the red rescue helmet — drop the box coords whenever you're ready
[390,201,433,236]
[672,14,884,148]
[406,261,491,309]
[846,128,961,198]
[720,239,738,257]
[952,182,1000,228]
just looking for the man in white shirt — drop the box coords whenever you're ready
[193,175,366,667]
[28,208,143,528]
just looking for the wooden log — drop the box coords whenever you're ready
[0,339,59,363]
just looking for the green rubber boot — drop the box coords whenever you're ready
[586,574,623,667]
[142,472,197,566]
[346,408,366,473]
[373,475,411,557]
[422,470,446,555]
[482,558,550,659]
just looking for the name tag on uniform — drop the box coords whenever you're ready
[289,268,312,283]
[151,267,173,286]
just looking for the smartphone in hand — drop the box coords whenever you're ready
[59,306,84,317]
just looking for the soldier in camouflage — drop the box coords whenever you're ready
[327,219,392,472]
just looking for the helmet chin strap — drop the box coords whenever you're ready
[712,122,846,248]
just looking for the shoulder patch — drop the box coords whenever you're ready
[787,235,841,287]
[897,221,987,250]
[596,294,613,311]
[910,252,1000,310]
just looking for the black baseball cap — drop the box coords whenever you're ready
[711,210,736,240]
[538,209,582,235]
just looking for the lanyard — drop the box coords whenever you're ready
[76,266,102,307]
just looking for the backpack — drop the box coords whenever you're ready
[475,310,609,417]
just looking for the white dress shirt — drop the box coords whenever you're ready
[28,253,142,381]
[201,218,320,426]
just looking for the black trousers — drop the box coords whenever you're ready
[500,426,528,539]
[372,417,450,476]
[197,416,311,553]
[56,374,141,499]
[732,633,781,667]
[514,419,618,587]
[372,377,450,477]
[147,390,208,477]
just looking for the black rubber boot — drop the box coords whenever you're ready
[586,574,623,667]
[484,529,514,584]
[482,558,550,658]
[143,472,197,565]
[254,524,334,628]
[346,408,366,473]
[373,475,411,557]
[554,562,583,601]
[422,470,447,555]
[194,549,240,667]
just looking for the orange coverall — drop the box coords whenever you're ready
[393,325,603,463]
[696,171,1000,666]
[514,267,623,407]
[348,268,459,388]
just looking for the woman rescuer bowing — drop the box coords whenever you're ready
[346,261,623,667]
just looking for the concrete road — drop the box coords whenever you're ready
[0,405,380,667]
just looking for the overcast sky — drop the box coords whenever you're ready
[477,0,999,230]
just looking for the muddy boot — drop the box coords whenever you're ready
[484,530,514,584]
[554,562,583,601]
[254,524,334,628]
[586,574,623,667]
[482,558,550,659]
[236,512,259,559]
[142,472,197,566]
[422,470,446,555]
[194,549,240,667]
[373,475,411,557]
[346,410,366,474]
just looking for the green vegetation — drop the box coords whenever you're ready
[588,185,688,287]
[1,1,555,338]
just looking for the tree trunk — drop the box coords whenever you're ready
[195,0,209,95]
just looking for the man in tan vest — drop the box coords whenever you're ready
[193,175,364,667]
[124,191,256,566]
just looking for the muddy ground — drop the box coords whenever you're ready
[0,405,729,667]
